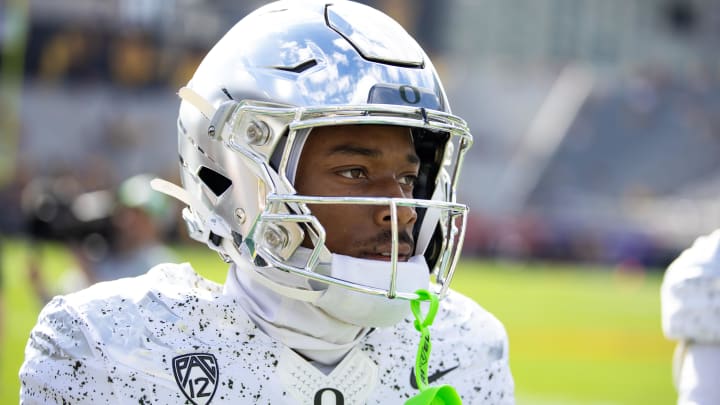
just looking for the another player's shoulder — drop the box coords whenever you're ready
[662,230,720,342]
[663,229,720,291]
[666,229,720,277]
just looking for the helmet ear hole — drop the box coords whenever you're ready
[198,166,232,196]
[423,225,444,272]
[411,129,449,200]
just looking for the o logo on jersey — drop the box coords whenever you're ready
[314,387,345,405]
[399,85,421,104]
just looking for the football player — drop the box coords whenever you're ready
[662,230,720,405]
[20,1,515,403]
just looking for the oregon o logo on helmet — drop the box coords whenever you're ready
[399,85,421,104]
[314,387,344,405]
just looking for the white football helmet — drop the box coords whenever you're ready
[156,0,472,301]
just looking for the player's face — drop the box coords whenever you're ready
[295,125,419,262]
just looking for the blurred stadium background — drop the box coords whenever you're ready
[2,0,718,403]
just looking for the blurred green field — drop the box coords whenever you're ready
[1,238,675,404]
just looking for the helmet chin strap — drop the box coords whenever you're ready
[222,238,324,303]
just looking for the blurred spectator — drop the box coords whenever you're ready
[26,173,176,303]
[0,164,32,234]
[661,229,720,405]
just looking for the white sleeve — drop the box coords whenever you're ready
[661,230,720,343]
[19,297,115,404]
[675,343,720,405]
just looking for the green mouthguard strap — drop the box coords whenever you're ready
[405,289,463,405]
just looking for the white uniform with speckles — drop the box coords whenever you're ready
[20,263,514,404]
[662,229,720,405]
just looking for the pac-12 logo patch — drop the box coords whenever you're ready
[173,353,219,405]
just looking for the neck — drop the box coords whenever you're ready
[223,253,369,366]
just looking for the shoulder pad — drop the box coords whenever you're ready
[662,231,720,342]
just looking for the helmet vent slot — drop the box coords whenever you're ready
[198,166,232,196]
[275,59,318,74]
[221,87,234,100]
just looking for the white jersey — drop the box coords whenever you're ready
[20,263,514,404]
[661,230,720,405]
[662,230,720,342]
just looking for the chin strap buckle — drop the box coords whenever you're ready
[406,289,463,405]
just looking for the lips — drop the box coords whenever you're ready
[364,243,413,262]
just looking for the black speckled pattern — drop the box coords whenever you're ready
[20,263,514,404]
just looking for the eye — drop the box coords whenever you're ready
[399,174,418,187]
[337,168,367,179]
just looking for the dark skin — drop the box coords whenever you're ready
[294,125,419,262]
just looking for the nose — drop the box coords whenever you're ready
[372,180,417,227]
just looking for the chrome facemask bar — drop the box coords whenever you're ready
[222,104,472,301]
[178,87,473,300]
[249,195,468,301]
[220,101,473,198]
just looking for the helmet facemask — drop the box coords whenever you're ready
[159,88,471,302]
